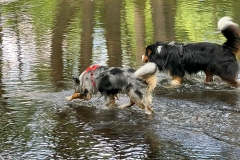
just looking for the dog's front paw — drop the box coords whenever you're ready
[118,105,125,109]
[106,102,116,108]
[66,96,72,101]
[145,106,154,115]
[145,109,153,115]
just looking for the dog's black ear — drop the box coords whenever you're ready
[72,77,80,85]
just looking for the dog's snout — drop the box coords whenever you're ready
[141,55,148,63]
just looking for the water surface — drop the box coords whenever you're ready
[1,0,240,159]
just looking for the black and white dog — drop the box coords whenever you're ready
[142,16,240,86]
[66,63,158,114]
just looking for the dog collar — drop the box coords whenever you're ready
[162,44,185,69]
[85,64,100,73]
[84,64,100,86]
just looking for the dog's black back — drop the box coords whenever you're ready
[147,40,239,82]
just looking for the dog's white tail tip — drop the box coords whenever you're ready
[218,16,238,31]
[133,62,157,78]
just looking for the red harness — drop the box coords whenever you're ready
[84,64,100,86]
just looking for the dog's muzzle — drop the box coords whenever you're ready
[141,55,148,63]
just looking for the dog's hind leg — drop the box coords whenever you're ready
[128,96,154,114]
[106,95,116,107]
[171,76,183,86]
[135,102,154,115]
[204,70,213,82]
[114,94,119,100]
[118,99,134,109]
[222,79,240,86]
[218,62,240,86]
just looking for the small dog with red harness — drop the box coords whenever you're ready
[66,63,158,114]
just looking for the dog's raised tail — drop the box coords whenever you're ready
[133,62,158,92]
[218,16,240,59]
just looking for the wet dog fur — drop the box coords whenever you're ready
[66,63,158,114]
[142,16,240,86]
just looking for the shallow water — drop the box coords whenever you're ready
[1,0,240,159]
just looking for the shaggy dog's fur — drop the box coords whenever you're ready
[142,16,240,86]
[66,63,158,114]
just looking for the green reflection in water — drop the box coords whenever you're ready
[144,0,154,45]
[63,4,83,76]
[121,0,137,67]
[174,0,234,43]
[120,0,155,68]
[29,0,57,39]
[92,1,108,66]
[29,0,57,83]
